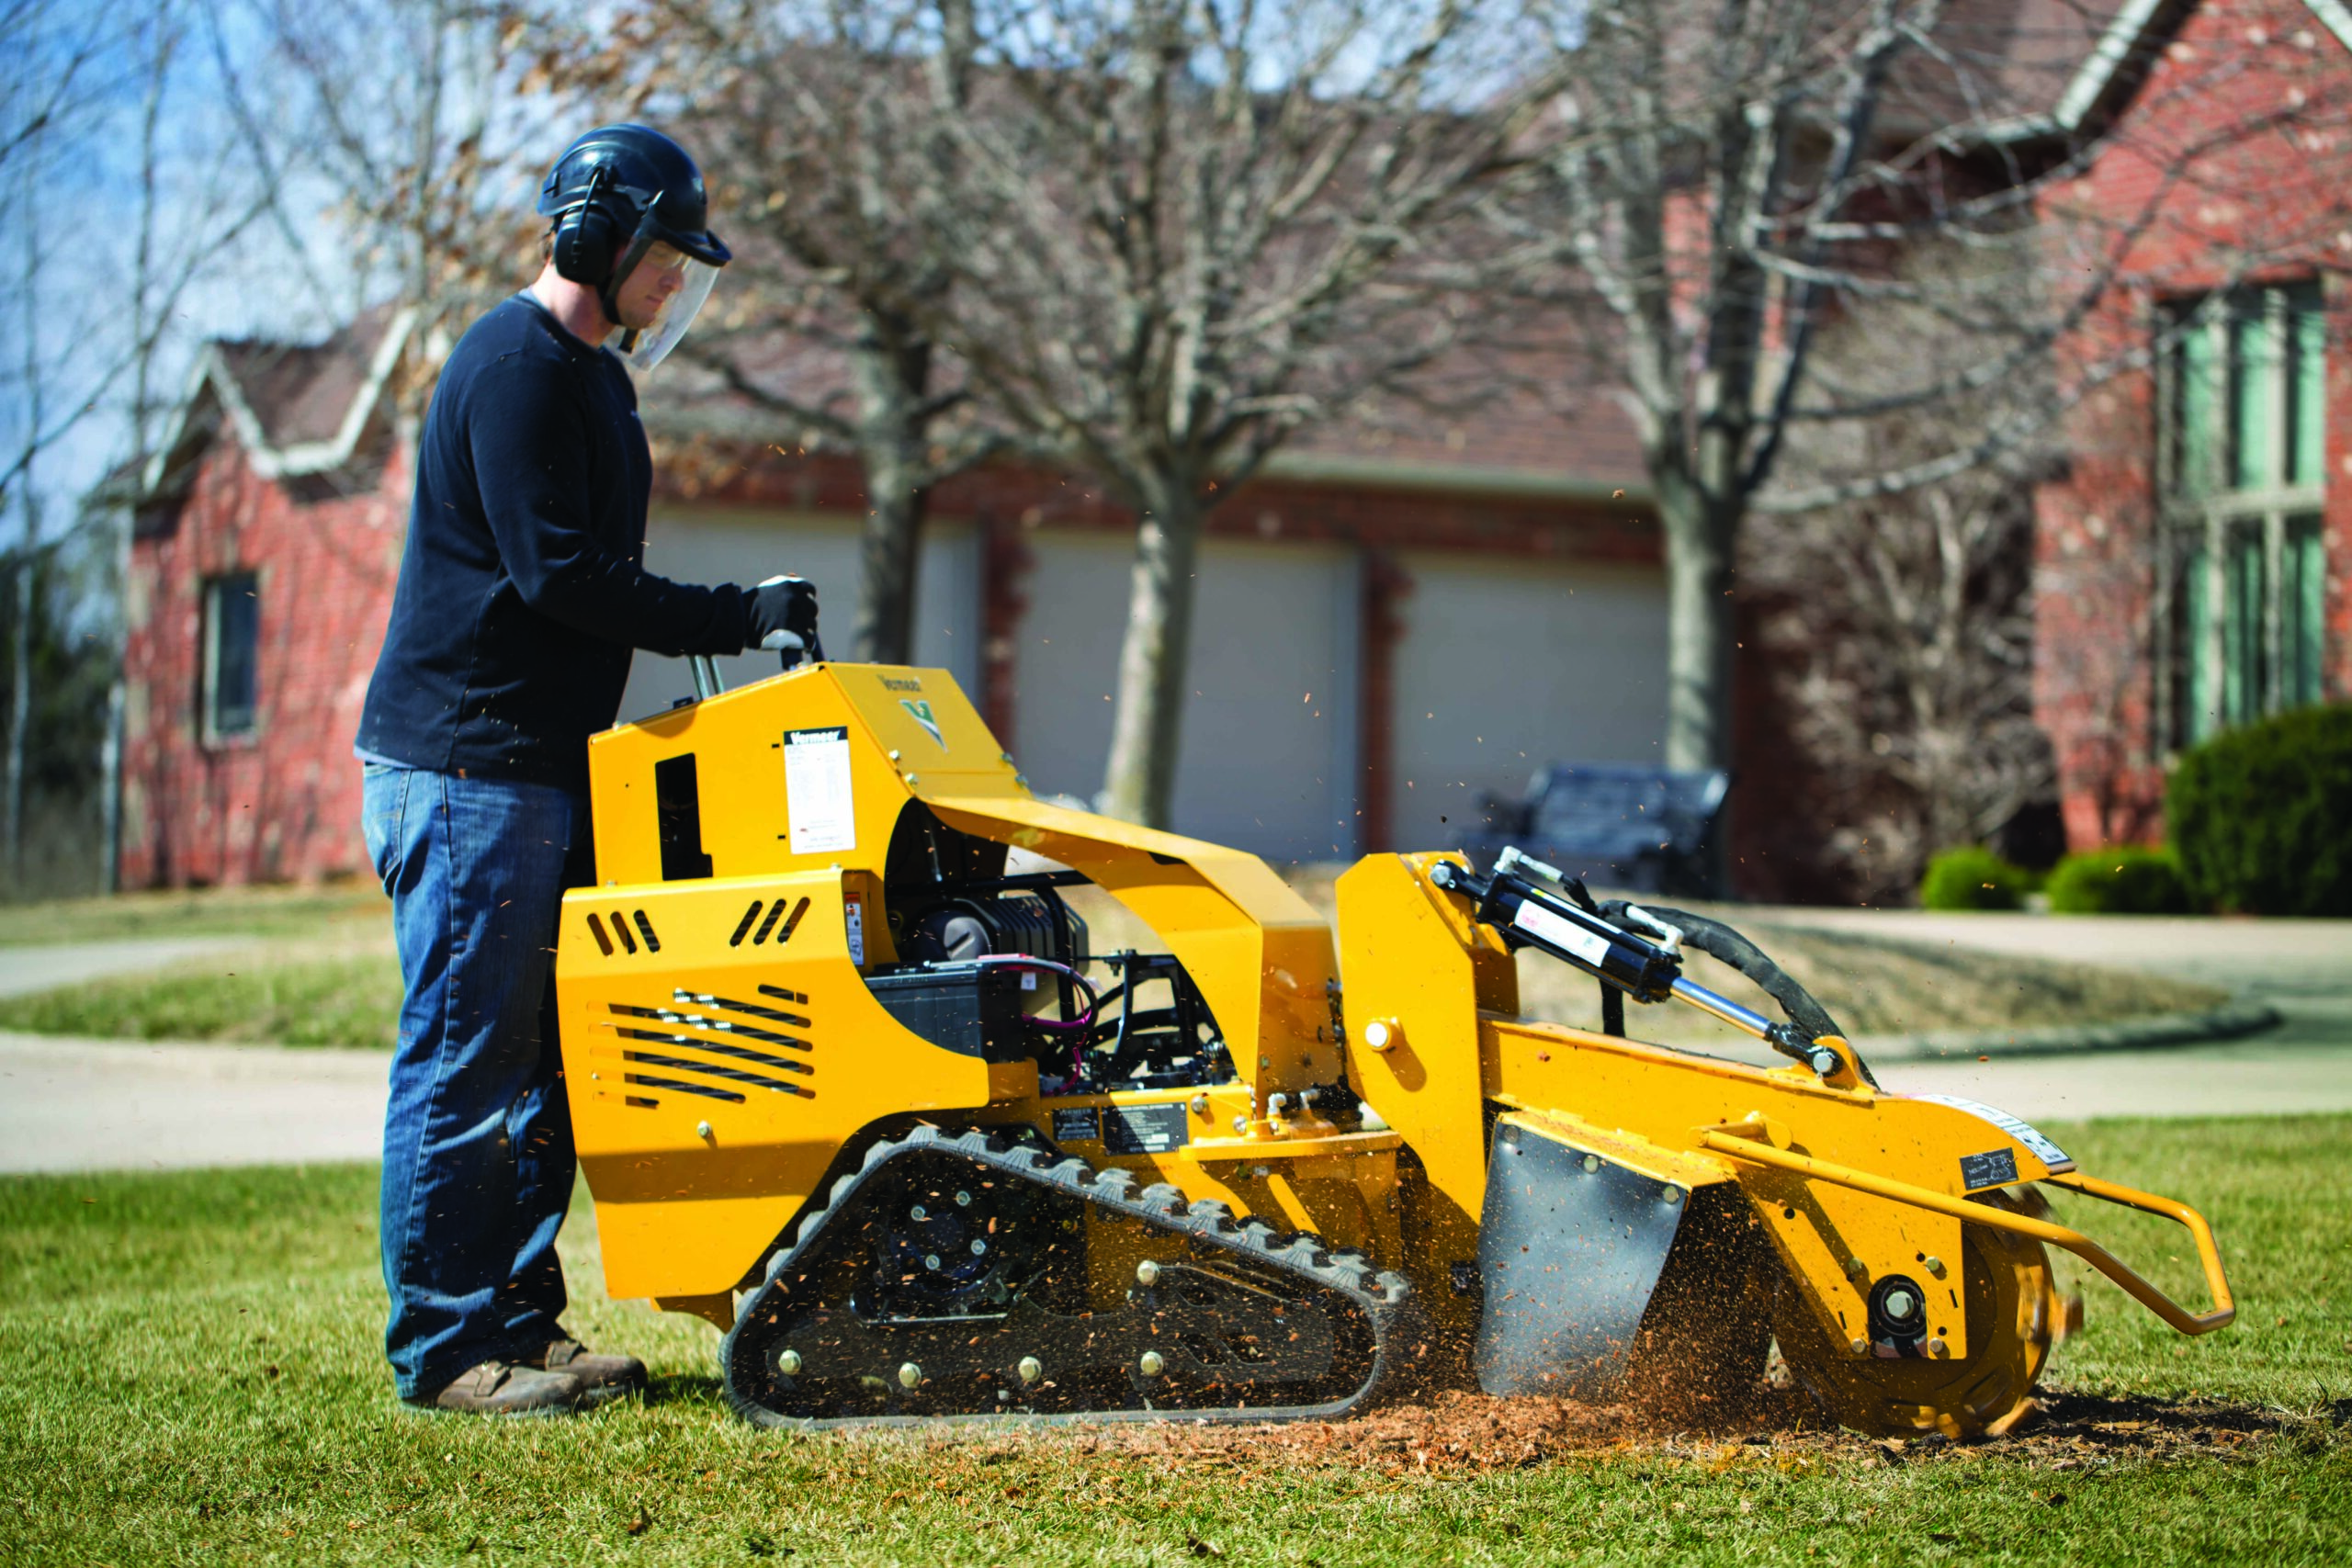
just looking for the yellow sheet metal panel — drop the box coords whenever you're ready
[556,868,997,1300]
[1331,853,1512,1225]
[584,664,1020,889]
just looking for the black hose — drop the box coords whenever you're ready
[1597,900,1845,1045]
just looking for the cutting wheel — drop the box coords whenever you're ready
[1776,1192,2058,1438]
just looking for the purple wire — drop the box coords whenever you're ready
[976,956,1100,1032]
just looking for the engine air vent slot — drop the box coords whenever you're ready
[614,1027,813,1076]
[632,910,662,953]
[729,901,763,947]
[752,901,787,944]
[610,909,639,954]
[586,913,615,956]
[621,1071,742,1103]
[672,990,810,1029]
[759,983,810,1005]
[776,897,812,942]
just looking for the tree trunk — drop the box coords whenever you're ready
[846,317,933,665]
[851,446,928,665]
[1098,477,1204,827]
[1658,470,1739,773]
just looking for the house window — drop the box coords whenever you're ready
[2159,284,2329,748]
[202,571,260,741]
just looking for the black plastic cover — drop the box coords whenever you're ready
[866,963,1030,1063]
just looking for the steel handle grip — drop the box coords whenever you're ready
[1696,1129,2235,1336]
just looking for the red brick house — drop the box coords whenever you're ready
[2030,0,2352,848]
[118,306,415,886]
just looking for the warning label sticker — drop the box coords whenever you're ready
[1511,897,1612,970]
[1913,1093,2075,1172]
[1103,1101,1189,1155]
[783,727,854,855]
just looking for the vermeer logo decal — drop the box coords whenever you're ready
[900,698,946,749]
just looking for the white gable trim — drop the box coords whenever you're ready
[141,306,417,494]
[1994,0,2352,143]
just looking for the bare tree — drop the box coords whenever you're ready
[887,0,1550,825]
[552,0,1006,663]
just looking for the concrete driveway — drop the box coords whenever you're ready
[1758,908,2352,1122]
[1,915,2346,1174]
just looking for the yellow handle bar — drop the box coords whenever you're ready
[1696,1129,2236,1336]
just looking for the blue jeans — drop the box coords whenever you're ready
[362,762,592,1400]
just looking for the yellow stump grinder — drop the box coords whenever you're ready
[554,657,2234,1436]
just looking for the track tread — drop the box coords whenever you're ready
[720,1126,1421,1430]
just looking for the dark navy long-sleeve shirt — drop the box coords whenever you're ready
[357,292,752,792]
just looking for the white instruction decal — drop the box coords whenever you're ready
[1911,1093,2075,1173]
[1512,897,1612,970]
[784,727,855,854]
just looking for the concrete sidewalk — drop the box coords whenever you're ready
[0,1033,387,1173]
[0,935,249,998]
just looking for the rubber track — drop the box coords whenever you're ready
[720,1123,1420,1429]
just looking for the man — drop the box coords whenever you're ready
[356,124,818,1416]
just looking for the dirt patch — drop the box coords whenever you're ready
[1016,1386,2302,1472]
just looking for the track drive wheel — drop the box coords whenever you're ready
[1775,1191,2058,1438]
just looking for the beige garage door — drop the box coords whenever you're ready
[617,507,980,724]
[1388,552,1668,852]
[1010,530,1361,863]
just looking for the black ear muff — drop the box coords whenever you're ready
[552,168,623,288]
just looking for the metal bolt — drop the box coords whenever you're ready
[1190,1095,1209,1117]
[905,773,919,786]
[776,1348,803,1376]
[1136,1259,1161,1287]
[1846,1258,1869,1279]
[1259,1055,1270,1068]
[1849,1337,1871,1356]
[1581,1154,1601,1174]
[1884,1288,1918,1319]
[955,1190,972,1207]
[1018,1356,1043,1383]
[1808,1047,1840,1076]
[695,1120,713,1141]
[1661,1187,1681,1205]
[888,750,901,761]
[1926,1337,1949,1358]
[1233,1116,1248,1134]
[969,1238,988,1256]
[898,1361,923,1390]
[910,1204,930,1221]
[1923,1256,1947,1279]
[1138,1350,1166,1377]
[923,1253,942,1270]
[1363,1020,1395,1052]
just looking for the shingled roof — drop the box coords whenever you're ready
[139,302,416,502]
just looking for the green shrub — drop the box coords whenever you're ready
[1917,846,2032,910]
[2043,846,2192,914]
[2169,705,2352,917]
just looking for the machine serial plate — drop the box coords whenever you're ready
[1103,1102,1189,1155]
[1051,1106,1102,1144]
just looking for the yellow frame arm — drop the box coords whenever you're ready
[1696,1129,2236,1336]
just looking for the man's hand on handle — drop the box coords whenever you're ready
[747,575,822,667]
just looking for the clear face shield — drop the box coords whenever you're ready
[610,238,721,375]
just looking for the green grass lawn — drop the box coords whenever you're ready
[0,946,407,1046]
[3,1118,2347,1565]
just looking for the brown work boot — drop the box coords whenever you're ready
[422,1359,584,1416]
[526,1336,647,1407]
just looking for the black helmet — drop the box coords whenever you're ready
[537,124,732,355]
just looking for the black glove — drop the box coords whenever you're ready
[746,575,820,660]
